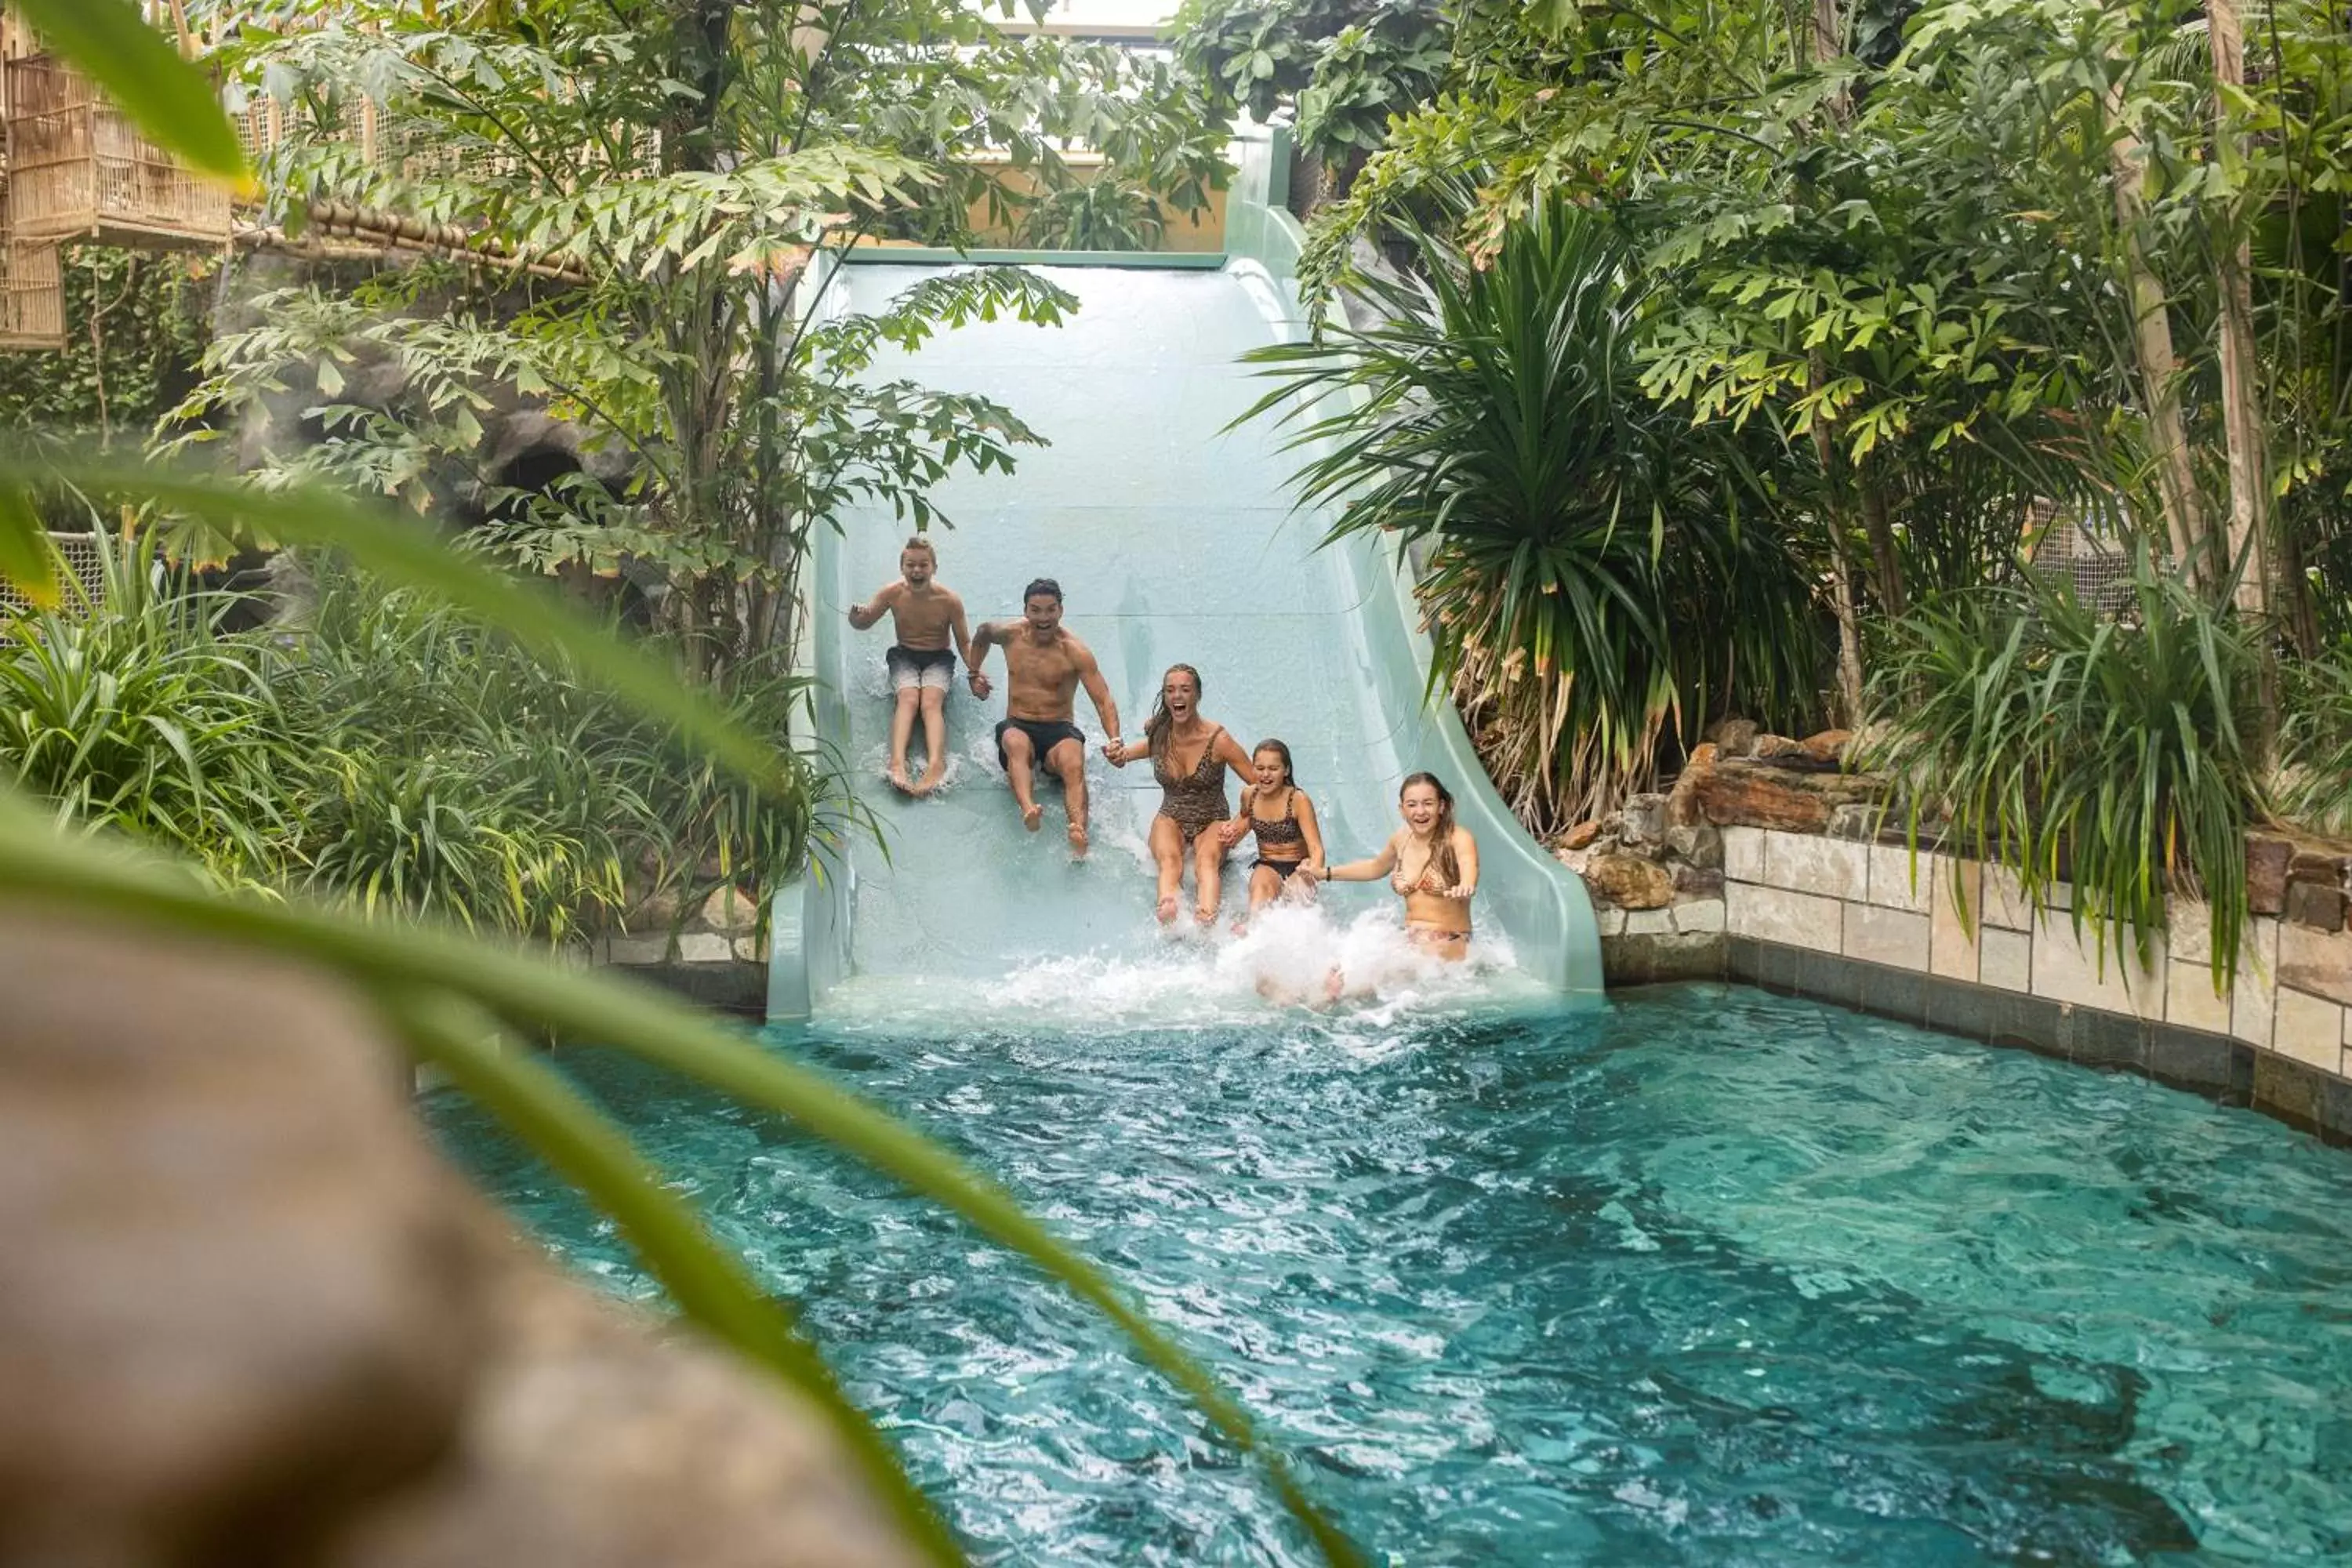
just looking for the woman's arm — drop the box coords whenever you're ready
[1295,792,1327,878]
[1323,833,1397,883]
[1443,828,1480,899]
[1214,729,1255,775]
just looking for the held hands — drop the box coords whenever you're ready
[1216,817,1252,848]
[967,670,992,700]
[1103,738,1129,765]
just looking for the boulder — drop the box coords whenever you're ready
[2284,879,2346,933]
[1800,728,1853,764]
[1560,819,1602,851]
[1705,717,1759,758]
[1665,743,1718,828]
[0,906,923,1568]
[1663,822,1722,869]
[1671,864,1726,896]
[1695,758,1888,833]
[1752,732,1806,762]
[699,884,760,935]
[1582,852,1675,910]
[0,912,488,1568]
[2247,835,2292,917]
[1617,793,1669,848]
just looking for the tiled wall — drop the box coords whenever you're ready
[1722,825,2352,1087]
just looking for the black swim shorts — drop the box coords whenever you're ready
[994,717,1086,774]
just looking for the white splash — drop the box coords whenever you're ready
[822,902,1534,1036]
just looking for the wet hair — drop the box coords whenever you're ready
[1023,577,1062,605]
[901,535,936,562]
[1400,771,1460,887]
[1252,738,1298,790]
[1144,663,1203,764]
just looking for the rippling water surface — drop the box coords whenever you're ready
[431,980,2352,1564]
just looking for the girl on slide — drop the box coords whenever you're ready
[1107,664,1256,926]
[1324,771,1479,959]
[1218,738,1326,929]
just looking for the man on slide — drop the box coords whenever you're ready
[965,578,1120,857]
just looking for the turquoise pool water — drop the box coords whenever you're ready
[431,982,2352,1563]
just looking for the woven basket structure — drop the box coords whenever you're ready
[6,53,229,249]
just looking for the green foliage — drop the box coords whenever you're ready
[0,249,215,445]
[1242,196,1817,826]
[2278,654,2352,839]
[169,0,1226,676]
[1014,172,1167,251]
[1861,554,2262,989]
[0,534,295,887]
[1173,0,1449,175]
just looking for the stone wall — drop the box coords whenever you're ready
[591,883,767,1015]
[1561,731,2352,1142]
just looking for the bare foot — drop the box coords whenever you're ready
[1022,804,1043,833]
[887,764,915,795]
[1229,917,1250,937]
[1156,895,1178,925]
[912,770,945,797]
[1194,905,1218,928]
[1067,821,1089,858]
[1322,966,1346,1003]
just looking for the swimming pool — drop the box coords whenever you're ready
[431,982,2352,1563]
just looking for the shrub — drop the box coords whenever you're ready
[1861,552,2262,989]
[1241,195,1818,827]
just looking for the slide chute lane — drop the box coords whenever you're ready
[771,257,1603,1010]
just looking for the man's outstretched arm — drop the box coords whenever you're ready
[1076,644,1120,747]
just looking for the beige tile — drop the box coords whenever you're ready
[1726,882,1842,953]
[1981,927,2033,993]
[2032,919,2165,1020]
[2272,987,2346,1073]
[2165,955,2233,1035]
[1722,825,1766,884]
[2231,916,2280,1048]
[2169,898,2215,964]
[1930,858,1981,982]
[1845,903,1929,970]
[1769,833,1867,900]
[1671,898,1726,935]
[2278,921,2352,1007]
[1867,844,1931,913]
[1984,865,2071,931]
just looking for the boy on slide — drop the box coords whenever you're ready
[848,535,975,796]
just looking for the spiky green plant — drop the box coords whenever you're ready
[0,532,300,888]
[1238,195,1818,828]
[1862,550,2263,989]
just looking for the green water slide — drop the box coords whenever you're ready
[767,129,1602,1018]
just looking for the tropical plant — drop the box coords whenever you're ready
[1860,551,2263,988]
[1014,170,1168,251]
[0,247,214,448]
[160,0,1227,679]
[2278,655,2352,838]
[1242,194,1817,829]
[1173,0,1448,191]
[0,530,299,888]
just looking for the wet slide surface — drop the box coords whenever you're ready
[802,260,1593,1002]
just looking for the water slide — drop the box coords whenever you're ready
[767,130,1602,1018]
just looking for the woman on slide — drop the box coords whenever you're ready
[1218,739,1326,929]
[1107,664,1256,926]
[1324,771,1479,959]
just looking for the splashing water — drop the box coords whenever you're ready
[822,902,1540,1036]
